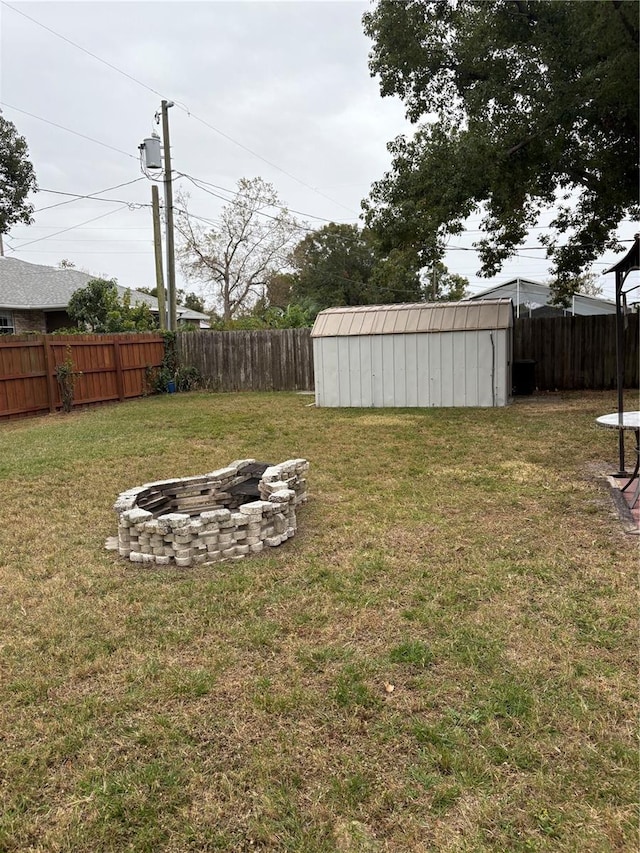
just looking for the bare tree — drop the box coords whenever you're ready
[176,178,301,322]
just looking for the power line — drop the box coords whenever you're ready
[176,174,317,233]
[7,206,132,250]
[443,243,618,265]
[173,207,222,228]
[179,172,357,225]
[180,113,359,215]
[9,237,152,243]
[32,183,221,230]
[35,179,147,212]
[0,102,138,161]
[1,2,165,99]
[10,225,152,231]
[177,172,354,234]
[1,0,358,216]
[15,249,151,255]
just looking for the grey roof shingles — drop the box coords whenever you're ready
[0,256,208,320]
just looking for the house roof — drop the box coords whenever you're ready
[311,299,513,338]
[468,278,618,315]
[0,256,208,320]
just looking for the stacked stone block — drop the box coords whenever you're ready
[113,458,309,568]
[259,459,309,507]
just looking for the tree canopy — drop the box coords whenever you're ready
[363,0,639,302]
[290,223,423,314]
[67,279,156,332]
[138,285,206,313]
[423,260,469,302]
[290,223,379,312]
[0,111,37,236]
[176,178,300,322]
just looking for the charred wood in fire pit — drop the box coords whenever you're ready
[229,461,272,500]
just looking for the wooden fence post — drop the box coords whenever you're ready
[113,339,125,401]
[43,336,57,413]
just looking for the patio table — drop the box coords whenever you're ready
[596,411,640,508]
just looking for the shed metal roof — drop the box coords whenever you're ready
[311,299,513,338]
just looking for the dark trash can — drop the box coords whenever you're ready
[513,360,536,396]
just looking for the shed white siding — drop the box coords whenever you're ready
[312,300,513,408]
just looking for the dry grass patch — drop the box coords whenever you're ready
[0,390,637,851]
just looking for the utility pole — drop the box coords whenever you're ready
[161,100,177,331]
[151,185,167,330]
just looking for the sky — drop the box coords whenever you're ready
[1,0,637,307]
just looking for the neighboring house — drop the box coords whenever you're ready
[0,257,209,333]
[469,277,620,317]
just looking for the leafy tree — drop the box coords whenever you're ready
[107,290,157,332]
[0,111,37,237]
[274,303,314,328]
[137,285,160,298]
[290,223,378,312]
[265,271,297,310]
[68,279,119,331]
[137,285,205,312]
[290,223,422,314]
[422,261,469,302]
[176,178,300,322]
[182,292,205,313]
[363,0,639,303]
[368,246,425,304]
[67,278,157,332]
[210,302,313,331]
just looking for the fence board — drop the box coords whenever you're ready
[179,319,636,396]
[176,328,315,393]
[514,314,638,390]
[0,333,164,420]
[3,318,632,420]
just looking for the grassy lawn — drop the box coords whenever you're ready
[0,391,637,852]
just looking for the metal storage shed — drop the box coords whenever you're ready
[311,299,513,408]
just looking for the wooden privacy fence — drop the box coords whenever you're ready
[176,328,314,392]
[2,317,634,420]
[0,333,164,420]
[179,317,637,395]
[514,314,639,390]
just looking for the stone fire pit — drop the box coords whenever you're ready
[112,458,309,567]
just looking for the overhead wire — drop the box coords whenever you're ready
[180,113,358,215]
[29,183,630,268]
[15,250,152,255]
[0,102,138,161]
[5,3,633,278]
[7,206,133,251]
[1,0,359,216]
[0,110,354,230]
[178,172,357,225]
[10,237,153,243]
[34,179,148,212]
[175,173,317,233]
[18,185,619,272]
[32,184,224,230]
[11,225,154,231]
[1,3,166,99]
